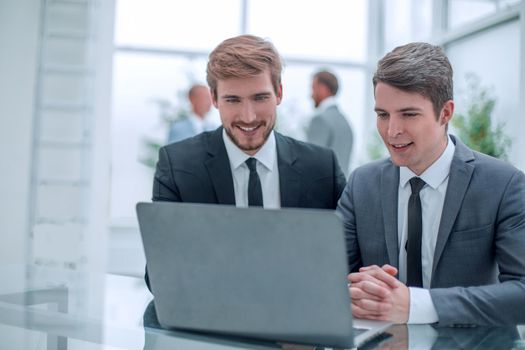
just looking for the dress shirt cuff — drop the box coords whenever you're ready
[408,287,439,324]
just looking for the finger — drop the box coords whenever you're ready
[358,268,399,289]
[358,265,381,272]
[358,264,398,281]
[351,303,382,319]
[353,312,390,322]
[359,297,392,314]
[349,271,386,284]
[381,264,398,276]
[351,303,390,321]
[348,272,392,289]
[357,280,390,299]
[349,286,384,301]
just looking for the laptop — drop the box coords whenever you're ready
[137,202,392,349]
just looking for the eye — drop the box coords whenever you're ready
[254,94,270,101]
[225,97,240,103]
[403,112,418,117]
[376,112,388,120]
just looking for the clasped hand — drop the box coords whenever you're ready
[348,264,410,323]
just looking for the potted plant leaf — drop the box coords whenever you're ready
[452,73,511,160]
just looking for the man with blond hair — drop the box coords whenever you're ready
[145,35,346,327]
[153,35,345,209]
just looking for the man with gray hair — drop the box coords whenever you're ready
[307,70,353,177]
[338,42,525,326]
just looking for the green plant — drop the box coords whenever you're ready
[367,130,388,161]
[452,74,511,160]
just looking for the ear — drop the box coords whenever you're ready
[276,84,283,105]
[440,100,454,125]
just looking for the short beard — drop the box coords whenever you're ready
[225,121,274,153]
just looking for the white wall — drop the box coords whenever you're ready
[0,1,115,318]
[447,20,521,169]
[0,0,41,264]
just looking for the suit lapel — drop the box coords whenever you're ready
[381,162,400,267]
[275,133,301,207]
[431,137,475,279]
[204,128,236,205]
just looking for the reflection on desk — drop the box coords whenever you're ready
[0,265,524,349]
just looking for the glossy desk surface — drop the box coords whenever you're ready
[0,265,523,349]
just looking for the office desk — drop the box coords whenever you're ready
[0,265,523,349]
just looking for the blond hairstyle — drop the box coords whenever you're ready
[206,35,283,97]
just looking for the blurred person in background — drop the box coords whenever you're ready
[167,84,219,143]
[307,70,353,177]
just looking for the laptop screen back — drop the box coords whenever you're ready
[137,202,354,348]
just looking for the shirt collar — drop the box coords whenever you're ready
[400,135,455,190]
[222,129,277,171]
[316,96,337,113]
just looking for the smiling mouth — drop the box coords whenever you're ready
[237,125,260,132]
[391,142,413,149]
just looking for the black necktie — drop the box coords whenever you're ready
[406,177,426,287]
[246,158,263,207]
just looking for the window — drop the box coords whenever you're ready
[111,0,369,221]
[383,0,433,51]
[248,0,367,62]
[447,0,521,29]
[115,0,241,50]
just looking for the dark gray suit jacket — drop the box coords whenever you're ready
[337,135,525,326]
[154,127,346,208]
[306,105,353,177]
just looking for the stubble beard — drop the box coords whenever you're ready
[225,120,275,154]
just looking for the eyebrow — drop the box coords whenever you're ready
[220,92,273,99]
[398,107,423,112]
[374,107,423,113]
[220,94,240,99]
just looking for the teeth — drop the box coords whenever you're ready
[392,143,410,148]
[239,126,257,132]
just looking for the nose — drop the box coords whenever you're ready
[387,116,403,138]
[240,101,256,124]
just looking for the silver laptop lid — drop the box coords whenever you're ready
[137,202,354,348]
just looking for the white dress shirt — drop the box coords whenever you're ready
[222,129,280,209]
[315,95,337,113]
[397,135,455,324]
